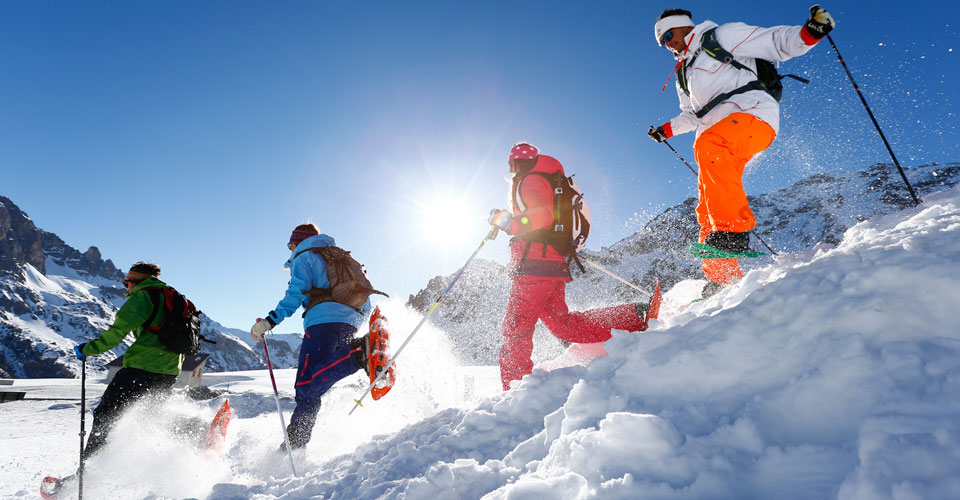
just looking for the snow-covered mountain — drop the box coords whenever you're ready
[9,177,960,499]
[0,196,298,378]
[409,162,960,365]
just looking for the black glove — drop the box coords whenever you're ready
[804,5,835,40]
[648,125,668,143]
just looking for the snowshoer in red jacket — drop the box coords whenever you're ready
[488,143,656,390]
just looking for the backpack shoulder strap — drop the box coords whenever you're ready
[142,287,165,330]
[516,172,563,224]
[700,28,755,75]
[551,171,563,228]
[292,247,315,260]
[294,245,345,261]
[513,172,548,212]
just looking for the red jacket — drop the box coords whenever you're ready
[506,155,571,280]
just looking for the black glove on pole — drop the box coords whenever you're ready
[826,34,919,206]
[648,125,668,143]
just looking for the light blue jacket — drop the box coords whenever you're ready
[267,234,370,330]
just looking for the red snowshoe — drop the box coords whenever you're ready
[648,280,662,322]
[367,306,396,400]
[40,474,75,500]
[204,398,233,454]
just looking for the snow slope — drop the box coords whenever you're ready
[4,185,960,499]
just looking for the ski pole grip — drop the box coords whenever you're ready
[486,225,500,241]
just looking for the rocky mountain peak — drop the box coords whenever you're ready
[0,195,46,275]
[0,195,278,378]
[0,196,123,281]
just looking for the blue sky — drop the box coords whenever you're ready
[2,1,957,331]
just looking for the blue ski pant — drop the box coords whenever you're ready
[287,322,361,448]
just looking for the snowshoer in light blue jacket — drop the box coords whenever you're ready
[267,231,370,329]
[249,223,372,450]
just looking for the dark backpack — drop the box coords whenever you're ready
[677,27,810,119]
[297,245,388,313]
[516,171,592,269]
[144,287,213,355]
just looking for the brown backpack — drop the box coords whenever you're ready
[297,245,388,312]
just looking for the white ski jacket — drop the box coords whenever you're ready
[667,20,819,140]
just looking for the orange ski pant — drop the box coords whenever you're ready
[500,275,645,390]
[693,113,776,285]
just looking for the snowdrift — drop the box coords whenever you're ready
[8,185,960,499]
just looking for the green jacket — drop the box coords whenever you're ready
[82,277,184,375]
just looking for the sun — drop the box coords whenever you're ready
[416,192,484,249]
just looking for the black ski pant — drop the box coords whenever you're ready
[83,367,177,460]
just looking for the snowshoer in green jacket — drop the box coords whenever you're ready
[73,261,184,460]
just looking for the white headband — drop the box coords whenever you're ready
[654,15,695,45]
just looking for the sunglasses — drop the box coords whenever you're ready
[287,242,295,251]
[660,30,675,46]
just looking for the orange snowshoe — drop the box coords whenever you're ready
[367,306,396,400]
[648,280,662,322]
[40,476,66,500]
[204,398,233,454]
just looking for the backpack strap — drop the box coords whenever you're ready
[514,171,578,259]
[516,172,564,232]
[701,29,810,85]
[700,28,753,74]
[781,73,811,84]
[568,253,586,274]
[694,80,768,118]
[689,28,810,118]
[552,171,563,233]
[513,238,534,275]
[296,246,387,315]
[143,287,165,332]
[295,247,349,313]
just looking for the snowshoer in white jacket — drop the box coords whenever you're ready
[648,5,835,298]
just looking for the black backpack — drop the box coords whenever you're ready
[515,171,592,270]
[143,287,214,355]
[297,245,388,314]
[677,27,810,119]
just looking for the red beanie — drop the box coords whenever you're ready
[509,143,539,161]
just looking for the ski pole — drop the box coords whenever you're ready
[661,141,779,257]
[262,335,297,477]
[826,34,920,206]
[582,258,653,297]
[78,358,86,500]
[663,139,698,175]
[349,225,500,415]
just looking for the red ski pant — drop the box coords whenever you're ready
[693,113,776,285]
[500,275,645,390]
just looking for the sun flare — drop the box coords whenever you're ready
[417,193,483,248]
